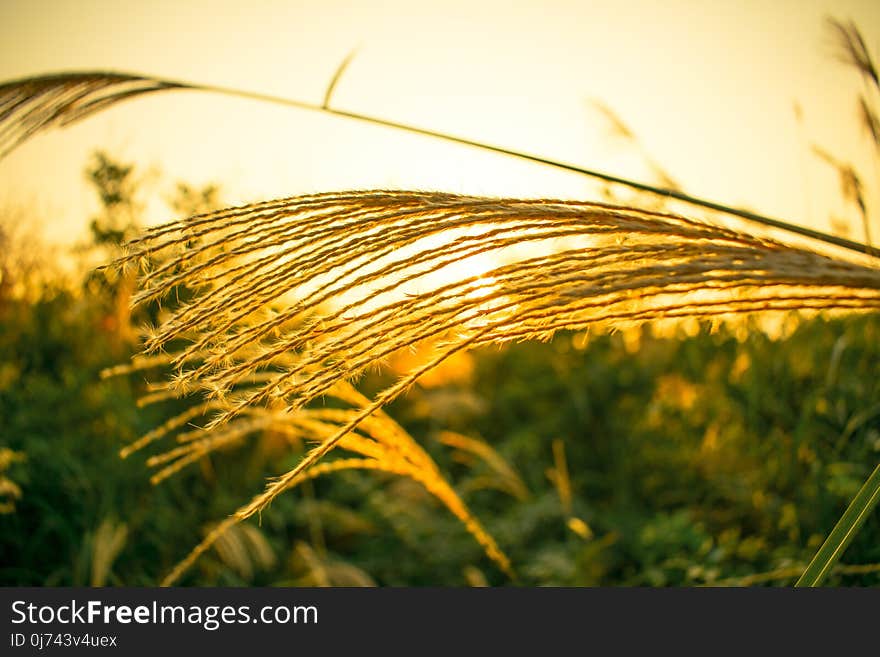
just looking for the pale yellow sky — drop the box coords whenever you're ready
[1,0,878,248]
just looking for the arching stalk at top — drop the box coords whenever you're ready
[1,68,875,259]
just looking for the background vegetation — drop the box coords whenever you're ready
[0,152,878,587]
[1,16,878,587]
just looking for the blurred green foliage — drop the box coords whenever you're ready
[1,154,878,586]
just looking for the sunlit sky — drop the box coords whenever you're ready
[1,0,878,248]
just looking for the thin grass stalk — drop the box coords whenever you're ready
[1,70,875,258]
[795,462,880,587]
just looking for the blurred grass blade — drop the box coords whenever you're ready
[796,462,880,587]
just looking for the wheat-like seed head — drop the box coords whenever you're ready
[113,362,514,583]
[110,190,880,558]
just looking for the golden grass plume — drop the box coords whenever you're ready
[109,353,513,584]
[109,190,880,561]
[0,72,185,159]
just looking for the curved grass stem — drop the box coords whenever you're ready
[2,69,876,258]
